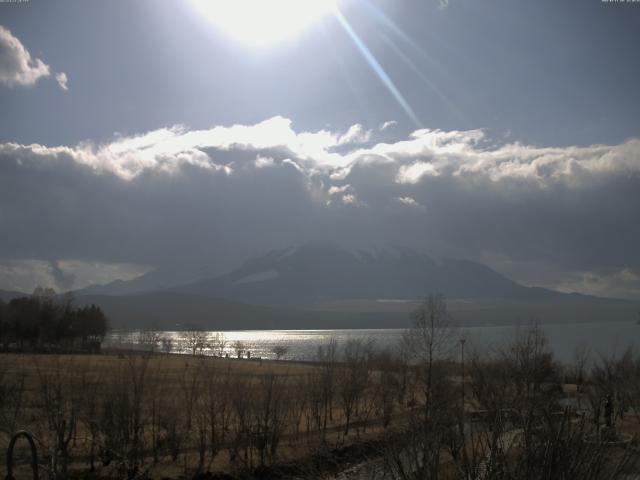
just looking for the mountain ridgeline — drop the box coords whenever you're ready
[57,244,639,330]
[175,244,606,306]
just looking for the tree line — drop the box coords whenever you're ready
[0,288,109,352]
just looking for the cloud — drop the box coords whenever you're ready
[379,120,397,131]
[65,116,351,180]
[396,162,438,184]
[55,72,68,91]
[0,117,639,298]
[552,268,640,301]
[254,155,275,168]
[326,183,367,207]
[0,259,149,293]
[341,193,361,205]
[48,259,76,291]
[0,25,67,90]
[0,25,50,87]
[338,124,371,145]
[328,184,352,196]
[397,196,420,207]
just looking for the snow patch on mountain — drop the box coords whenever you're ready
[233,269,279,285]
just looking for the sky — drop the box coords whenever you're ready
[0,0,639,299]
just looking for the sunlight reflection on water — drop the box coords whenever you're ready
[104,321,639,363]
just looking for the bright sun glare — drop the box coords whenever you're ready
[192,0,338,47]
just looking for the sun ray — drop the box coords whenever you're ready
[334,9,422,128]
[379,33,469,126]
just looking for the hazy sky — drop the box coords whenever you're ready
[1,0,639,299]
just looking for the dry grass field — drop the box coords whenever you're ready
[0,349,407,479]
[2,324,640,480]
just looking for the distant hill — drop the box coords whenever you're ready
[74,262,220,296]
[0,289,28,302]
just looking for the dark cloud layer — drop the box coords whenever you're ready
[1,118,639,298]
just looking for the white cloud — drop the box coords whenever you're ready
[379,120,397,131]
[282,158,304,172]
[341,193,366,207]
[338,124,371,145]
[255,155,275,168]
[75,116,356,179]
[4,117,640,188]
[397,196,420,207]
[328,184,351,196]
[55,72,68,91]
[0,25,67,90]
[451,140,640,185]
[396,162,438,184]
[326,184,366,207]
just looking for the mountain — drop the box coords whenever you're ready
[175,244,617,307]
[70,244,638,329]
[0,289,28,302]
[74,261,222,296]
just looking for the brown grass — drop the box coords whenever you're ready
[0,351,404,479]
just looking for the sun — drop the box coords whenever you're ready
[192,0,338,47]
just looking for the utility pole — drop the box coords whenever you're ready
[459,337,468,471]
[460,338,466,427]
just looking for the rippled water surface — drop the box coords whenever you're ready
[106,321,639,363]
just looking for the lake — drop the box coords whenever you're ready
[106,320,640,363]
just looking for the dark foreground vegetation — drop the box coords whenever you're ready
[0,294,639,479]
[0,288,108,353]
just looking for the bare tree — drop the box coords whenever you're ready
[138,330,162,353]
[0,360,25,441]
[403,293,456,422]
[204,363,232,468]
[372,348,400,430]
[181,327,210,356]
[180,360,203,432]
[286,374,308,439]
[78,363,103,472]
[316,337,338,440]
[569,342,591,384]
[233,340,246,359]
[271,344,289,361]
[33,356,79,478]
[252,372,288,465]
[94,353,151,478]
[460,332,639,480]
[304,369,324,435]
[385,294,460,479]
[338,338,374,436]
[160,335,174,355]
[228,378,252,466]
[209,332,226,357]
